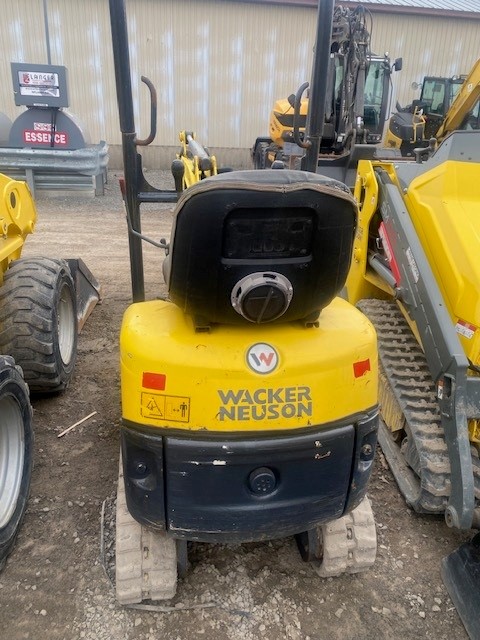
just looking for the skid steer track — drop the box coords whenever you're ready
[358,299,480,513]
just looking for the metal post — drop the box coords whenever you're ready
[43,0,51,65]
[108,0,145,302]
[302,0,335,173]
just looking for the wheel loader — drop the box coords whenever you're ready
[0,173,100,569]
[345,130,480,637]
[109,0,379,603]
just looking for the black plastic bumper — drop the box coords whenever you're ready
[121,409,378,543]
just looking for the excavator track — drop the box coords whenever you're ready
[115,459,177,604]
[314,496,377,577]
[358,299,480,514]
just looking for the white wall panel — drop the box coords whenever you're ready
[0,0,478,163]
[370,12,480,112]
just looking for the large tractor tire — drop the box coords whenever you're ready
[0,356,33,570]
[0,258,77,394]
[253,142,269,169]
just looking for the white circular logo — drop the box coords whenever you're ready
[246,343,279,374]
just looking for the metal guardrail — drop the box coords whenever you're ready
[0,142,109,196]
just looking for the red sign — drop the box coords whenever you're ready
[23,129,69,146]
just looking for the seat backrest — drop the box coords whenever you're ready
[163,169,357,327]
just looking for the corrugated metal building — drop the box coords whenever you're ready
[0,0,479,167]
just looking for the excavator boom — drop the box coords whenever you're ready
[252,3,401,180]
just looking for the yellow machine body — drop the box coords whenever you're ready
[347,160,397,301]
[121,297,377,433]
[269,97,308,150]
[406,160,480,363]
[348,157,480,367]
[0,174,36,283]
[347,149,480,447]
[175,130,218,191]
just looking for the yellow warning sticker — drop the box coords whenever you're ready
[141,393,190,422]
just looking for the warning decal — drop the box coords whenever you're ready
[141,393,190,422]
[455,319,476,340]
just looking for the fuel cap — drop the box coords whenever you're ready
[231,272,293,323]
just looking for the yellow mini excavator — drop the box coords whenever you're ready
[0,173,100,569]
[109,0,379,604]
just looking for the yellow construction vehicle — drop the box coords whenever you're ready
[384,59,480,156]
[252,5,402,172]
[170,130,218,192]
[345,130,480,635]
[0,173,100,569]
[109,0,379,603]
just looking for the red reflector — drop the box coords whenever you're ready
[379,222,401,285]
[353,359,371,378]
[142,372,166,390]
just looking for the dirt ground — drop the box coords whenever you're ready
[0,170,475,640]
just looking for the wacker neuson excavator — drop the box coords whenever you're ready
[109,0,379,604]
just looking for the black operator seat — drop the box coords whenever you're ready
[162,170,357,329]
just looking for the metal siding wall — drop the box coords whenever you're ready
[0,1,478,155]
[0,1,47,116]
[120,0,315,147]
[370,13,480,112]
[46,0,120,144]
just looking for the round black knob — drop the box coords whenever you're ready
[248,467,276,495]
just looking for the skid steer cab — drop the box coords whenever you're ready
[116,169,379,603]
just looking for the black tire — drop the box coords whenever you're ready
[253,142,269,169]
[0,258,77,394]
[0,356,33,570]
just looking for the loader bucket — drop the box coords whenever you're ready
[441,532,480,640]
[66,259,102,332]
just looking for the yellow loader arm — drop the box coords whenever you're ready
[174,130,218,191]
[0,174,36,283]
[436,58,480,142]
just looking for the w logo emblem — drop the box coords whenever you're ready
[246,343,278,374]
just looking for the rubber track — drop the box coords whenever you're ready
[358,299,480,513]
[116,461,177,605]
[315,496,377,577]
